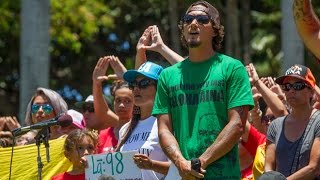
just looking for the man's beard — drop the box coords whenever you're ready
[187,39,201,48]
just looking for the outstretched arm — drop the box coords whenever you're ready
[293,0,320,59]
[246,63,288,117]
[92,56,119,129]
[135,25,184,69]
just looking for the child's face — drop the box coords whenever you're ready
[65,136,96,167]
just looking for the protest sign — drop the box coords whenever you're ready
[85,150,142,180]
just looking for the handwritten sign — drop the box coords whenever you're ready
[85,151,142,180]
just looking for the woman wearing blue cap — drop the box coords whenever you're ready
[91,24,182,179]
[114,61,170,180]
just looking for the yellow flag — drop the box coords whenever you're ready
[0,137,72,180]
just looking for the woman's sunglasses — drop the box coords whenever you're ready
[31,104,53,114]
[280,82,309,91]
[129,78,156,90]
[181,15,211,25]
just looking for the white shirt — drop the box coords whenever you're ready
[119,116,168,180]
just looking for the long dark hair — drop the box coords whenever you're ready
[115,106,141,151]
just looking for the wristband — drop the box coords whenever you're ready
[191,158,201,172]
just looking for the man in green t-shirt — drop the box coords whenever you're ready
[152,1,254,179]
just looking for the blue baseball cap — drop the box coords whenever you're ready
[123,61,163,83]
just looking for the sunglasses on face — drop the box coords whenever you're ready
[280,82,309,91]
[82,105,94,113]
[129,78,156,90]
[31,104,53,114]
[181,15,211,25]
[261,115,275,124]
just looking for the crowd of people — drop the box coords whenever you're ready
[1,0,320,179]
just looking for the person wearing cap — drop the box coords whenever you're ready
[293,0,320,60]
[114,61,170,180]
[152,1,254,179]
[264,64,320,179]
[56,109,86,136]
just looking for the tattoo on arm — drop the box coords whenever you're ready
[233,106,245,124]
[159,130,183,164]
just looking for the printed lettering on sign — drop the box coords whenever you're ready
[85,151,142,180]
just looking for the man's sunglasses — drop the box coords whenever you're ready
[83,105,94,113]
[31,104,53,114]
[128,78,156,90]
[280,82,309,91]
[261,115,275,124]
[181,15,211,25]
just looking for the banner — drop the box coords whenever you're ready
[85,151,142,180]
[0,137,72,180]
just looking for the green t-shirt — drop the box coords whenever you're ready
[152,53,254,179]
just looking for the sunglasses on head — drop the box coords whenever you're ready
[280,82,309,91]
[82,105,94,113]
[128,78,156,90]
[261,115,275,124]
[31,104,53,114]
[181,14,211,25]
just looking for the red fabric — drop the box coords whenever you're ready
[240,125,266,179]
[241,125,266,156]
[241,164,253,179]
[51,172,84,180]
[96,127,118,154]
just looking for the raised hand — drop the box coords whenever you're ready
[92,56,110,84]
[145,25,165,52]
[136,24,167,52]
[246,63,259,86]
[266,77,281,93]
[136,26,153,52]
[108,55,127,79]
[133,153,153,170]
[0,116,20,147]
[4,116,21,130]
